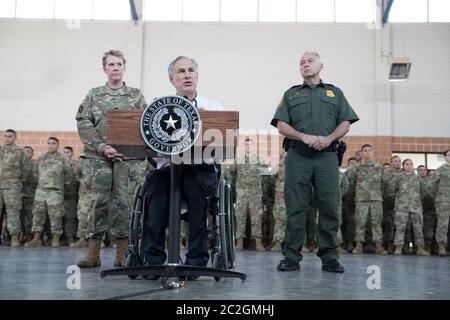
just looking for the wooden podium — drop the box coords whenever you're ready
[106,109,239,161]
[101,109,246,286]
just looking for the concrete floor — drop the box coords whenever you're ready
[0,247,449,300]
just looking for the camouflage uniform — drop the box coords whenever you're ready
[64,159,80,241]
[0,144,30,236]
[272,160,286,243]
[22,157,38,238]
[430,163,450,247]
[76,84,147,240]
[233,155,264,240]
[383,167,403,248]
[389,172,427,247]
[31,152,73,235]
[345,160,386,243]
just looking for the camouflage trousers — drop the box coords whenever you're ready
[0,189,23,235]
[355,201,383,243]
[21,196,35,237]
[84,158,144,240]
[272,189,286,243]
[31,188,65,235]
[435,201,450,245]
[394,211,424,246]
[64,199,78,240]
[76,184,89,239]
[235,188,263,239]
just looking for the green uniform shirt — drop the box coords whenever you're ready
[271,81,359,135]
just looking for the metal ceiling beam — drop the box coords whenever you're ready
[129,0,139,23]
[382,0,394,24]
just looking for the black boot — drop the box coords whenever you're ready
[322,260,344,273]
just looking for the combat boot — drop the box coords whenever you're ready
[25,232,42,247]
[270,241,282,252]
[235,239,244,251]
[338,244,347,255]
[255,238,265,252]
[352,242,363,254]
[416,245,430,256]
[11,235,21,247]
[366,242,375,254]
[71,238,88,248]
[113,238,129,267]
[51,234,60,248]
[375,242,386,255]
[438,243,446,257]
[77,239,102,268]
[394,245,402,255]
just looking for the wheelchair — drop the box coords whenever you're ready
[125,168,236,282]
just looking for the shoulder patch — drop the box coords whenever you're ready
[76,96,90,120]
[326,90,335,98]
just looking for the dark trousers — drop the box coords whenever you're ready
[142,164,218,267]
[283,151,340,264]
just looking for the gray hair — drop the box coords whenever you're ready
[167,56,199,74]
[301,51,321,61]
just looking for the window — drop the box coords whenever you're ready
[389,0,428,22]
[143,0,182,21]
[335,0,375,22]
[182,0,220,22]
[297,0,334,22]
[221,0,257,22]
[393,152,445,170]
[92,0,130,20]
[0,0,16,18]
[428,0,450,22]
[16,0,54,19]
[426,153,446,170]
[259,0,296,22]
[54,0,92,20]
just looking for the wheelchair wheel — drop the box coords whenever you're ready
[211,251,222,281]
[218,179,230,272]
[127,183,147,278]
[225,184,236,269]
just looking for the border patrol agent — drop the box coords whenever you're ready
[271,51,359,273]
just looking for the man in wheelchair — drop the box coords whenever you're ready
[140,56,225,279]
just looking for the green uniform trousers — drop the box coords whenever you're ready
[283,151,339,263]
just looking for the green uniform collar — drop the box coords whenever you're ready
[298,79,326,89]
[99,82,130,96]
